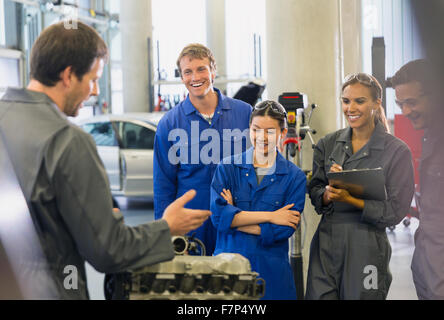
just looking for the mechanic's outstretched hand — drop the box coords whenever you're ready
[162,190,212,236]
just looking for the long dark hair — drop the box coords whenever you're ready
[342,73,390,133]
[250,100,287,131]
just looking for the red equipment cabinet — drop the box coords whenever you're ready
[393,114,424,227]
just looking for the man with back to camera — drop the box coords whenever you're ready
[0,21,211,299]
[391,59,444,299]
[154,43,252,255]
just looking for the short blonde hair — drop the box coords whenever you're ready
[176,43,217,77]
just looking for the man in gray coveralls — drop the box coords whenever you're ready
[0,21,210,299]
[391,59,444,299]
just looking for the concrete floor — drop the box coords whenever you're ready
[386,217,419,300]
[85,197,419,300]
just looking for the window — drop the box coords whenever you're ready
[81,122,118,147]
[225,0,266,97]
[121,122,155,150]
[0,49,22,98]
[0,0,5,46]
[361,0,424,120]
[107,1,123,115]
[151,0,207,107]
[152,0,206,82]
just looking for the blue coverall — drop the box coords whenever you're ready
[154,88,252,255]
[210,148,307,300]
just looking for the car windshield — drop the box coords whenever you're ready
[82,122,118,147]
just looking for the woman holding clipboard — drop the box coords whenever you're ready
[305,73,415,300]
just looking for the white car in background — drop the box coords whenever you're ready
[76,112,166,198]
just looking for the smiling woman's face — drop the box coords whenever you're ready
[250,115,286,157]
[341,83,380,131]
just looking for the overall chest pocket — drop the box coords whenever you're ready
[258,194,285,211]
[233,192,252,211]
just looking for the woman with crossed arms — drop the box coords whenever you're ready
[210,100,306,300]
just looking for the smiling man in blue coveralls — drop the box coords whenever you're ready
[154,43,252,255]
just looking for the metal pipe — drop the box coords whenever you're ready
[172,236,188,255]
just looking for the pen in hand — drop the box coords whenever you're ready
[328,157,343,172]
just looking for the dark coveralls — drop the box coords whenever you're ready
[0,88,175,299]
[305,122,414,300]
[411,128,444,299]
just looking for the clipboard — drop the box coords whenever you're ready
[326,167,387,201]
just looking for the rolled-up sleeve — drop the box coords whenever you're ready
[361,145,415,229]
[210,164,242,233]
[308,138,334,215]
[259,223,294,246]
